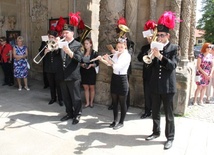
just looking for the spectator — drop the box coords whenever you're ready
[193,43,214,105]
[13,36,30,91]
[80,37,99,108]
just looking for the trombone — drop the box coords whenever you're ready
[33,37,65,64]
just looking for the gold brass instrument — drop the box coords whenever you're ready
[143,27,158,64]
[33,37,65,64]
[79,24,92,43]
[118,24,130,37]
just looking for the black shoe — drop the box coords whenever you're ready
[72,115,81,125]
[113,123,124,130]
[145,133,160,141]
[8,83,14,86]
[48,99,56,105]
[140,113,151,119]
[164,140,173,150]
[60,114,73,121]
[2,83,8,86]
[108,104,113,110]
[58,100,63,106]
[109,122,116,128]
[43,85,49,89]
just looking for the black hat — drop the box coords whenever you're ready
[48,30,58,37]
[157,24,169,33]
[63,24,74,32]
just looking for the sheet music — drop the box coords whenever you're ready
[151,41,164,50]
[142,29,153,38]
[58,41,68,49]
[41,35,49,42]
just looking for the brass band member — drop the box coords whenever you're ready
[137,20,157,118]
[145,11,180,150]
[103,37,131,130]
[60,21,83,125]
[39,30,64,106]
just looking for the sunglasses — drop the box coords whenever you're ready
[156,34,167,38]
[207,46,212,49]
[0,40,3,42]
[116,37,127,43]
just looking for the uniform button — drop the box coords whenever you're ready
[159,77,161,79]
[159,73,161,75]
[160,65,162,68]
[159,69,161,71]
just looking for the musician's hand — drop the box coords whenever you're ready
[111,49,116,53]
[63,46,73,57]
[152,47,161,58]
[44,48,50,55]
[102,54,109,61]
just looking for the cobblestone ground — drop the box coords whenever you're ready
[185,99,214,123]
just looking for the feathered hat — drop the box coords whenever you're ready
[63,12,80,32]
[157,11,177,33]
[144,20,157,31]
[116,17,127,33]
[77,19,85,34]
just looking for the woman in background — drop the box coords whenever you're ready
[80,37,99,108]
[193,43,214,105]
[13,36,30,91]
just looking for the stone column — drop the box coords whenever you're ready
[95,0,125,105]
[179,0,192,63]
[170,0,182,44]
[150,0,157,20]
[189,0,196,60]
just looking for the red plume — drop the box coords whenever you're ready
[69,12,80,26]
[78,20,85,30]
[158,11,177,29]
[55,17,66,32]
[144,20,157,31]
[117,17,127,26]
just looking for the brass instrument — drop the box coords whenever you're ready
[143,27,158,64]
[118,24,130,37]
[33,37,65,64]
[79,24,92,43]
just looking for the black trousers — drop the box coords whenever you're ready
[1,62,13,84]
[46,72,62,101]
[143,79,152,114]
[60,80,82,117]
[151,93,175,141]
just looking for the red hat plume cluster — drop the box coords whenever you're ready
[144,20,157,31]
[69,12,81,26]
[157,11,177,29]
[117,17,127,26]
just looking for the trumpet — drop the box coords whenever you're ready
[33,37,65,64]
[143,27,158,64]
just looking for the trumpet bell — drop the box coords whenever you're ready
[118,24,130,37]
[143,55,152,64]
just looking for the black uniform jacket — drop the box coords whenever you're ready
[137,44,152,81]
[62,39,83,81]
[150,42,179,94]
[39,41,63,73]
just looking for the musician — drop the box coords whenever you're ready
[60,24,83,125]
[108,17,134,110]
[137,20,157,119]
[145,12,180,150]
[39,30,64,106]
[102,37,131,130]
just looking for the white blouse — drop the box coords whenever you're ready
[112,49,131,75]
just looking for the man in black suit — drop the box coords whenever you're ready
[137,42,152,119]
[39,30,64,106]
[60,24,83,125]
[145,22,179,150]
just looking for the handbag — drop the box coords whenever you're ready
[195,75,201,82]
[95,66,99,74]
[26,59,30,69]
